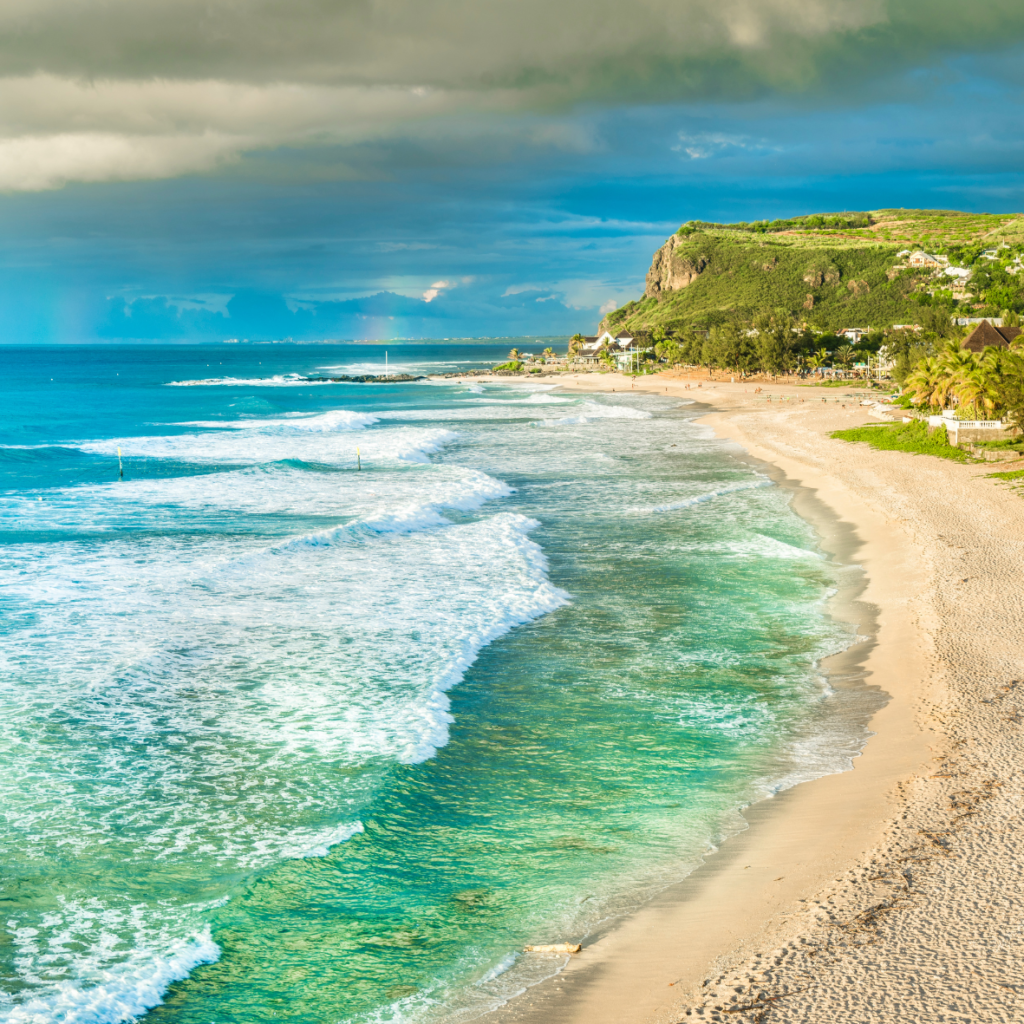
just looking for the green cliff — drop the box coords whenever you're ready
[601,209,1024,337]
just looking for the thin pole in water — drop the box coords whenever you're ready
[385,351,388,378]
[117,447,123,480]
[357,447,361,471]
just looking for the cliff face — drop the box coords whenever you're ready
[644,234,708,299]
[598,233,709,332]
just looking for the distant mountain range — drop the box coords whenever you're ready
[601,209,1024,337]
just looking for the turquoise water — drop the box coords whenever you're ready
[0,344,868,1024]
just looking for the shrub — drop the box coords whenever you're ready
[831,419,971,461]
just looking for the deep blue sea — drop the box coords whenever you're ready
[0,343,869,1024]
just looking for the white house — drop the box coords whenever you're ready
[575,332,637,364]
[907,251,948,268]
[839,327,869,343]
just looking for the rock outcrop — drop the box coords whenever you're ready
[803,264,841,288]
[644,234,708,299]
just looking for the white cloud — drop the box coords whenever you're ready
[422,280,454,303]
[0,131,242,191]
[599,299,618,314]
[0,75,478,191]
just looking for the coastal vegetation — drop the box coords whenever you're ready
[901,337,1024,427]
[830,420,971,462]
[594,209,1024,379]
[987,467,1024,482]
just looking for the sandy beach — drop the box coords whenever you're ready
[474,369,1024,1023]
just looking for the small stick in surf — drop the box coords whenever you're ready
[357,446,361,471]
[117,446,123,480]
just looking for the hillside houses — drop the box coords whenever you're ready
[906,251,949,269]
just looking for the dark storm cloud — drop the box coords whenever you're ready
[1,1,1024,190]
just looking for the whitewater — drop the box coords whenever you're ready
[0,343,875,1024]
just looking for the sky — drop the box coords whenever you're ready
[3,1,1024,343]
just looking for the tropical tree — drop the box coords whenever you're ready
[543,347,555,359]
[509,347,521,361]
[806,347,830,372]
[954,358,1001,419]
[655,338,683,365]
[836,344,855,369]
[704,322,747,371]
[904,356,948,410]
[567,334,584,359]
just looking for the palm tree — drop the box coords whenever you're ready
[567,334,584,359]
[806,347,829,372]
[543,346,555,359]
[509,347,521,361]
[953,347,1001,419]
[904,357,946,410]
[954,366,999,419]
[836,344,855,369]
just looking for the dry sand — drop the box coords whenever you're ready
[474,370,1024,1024]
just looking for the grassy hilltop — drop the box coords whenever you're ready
[603,209,1024,337]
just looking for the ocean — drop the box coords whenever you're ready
[0,343,873,1024]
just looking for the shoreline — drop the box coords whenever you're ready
[477,370,1024,1021]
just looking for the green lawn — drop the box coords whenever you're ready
[830,420,972,462]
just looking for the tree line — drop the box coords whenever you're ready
[571,310,885,376]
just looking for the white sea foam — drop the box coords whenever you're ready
[469,393,571,405]
[72,424,456,466]
[477,953,519,985]
[180,409,379,431]
[276,821,365,861]
[0,509,567,867]
[0,924,219,1024]
[535,401,653,426]
[375,400,569,423]
[0,466,511,532]
[723,535,823,560]
[642,478,772,513]
[167,373,330,387]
